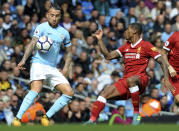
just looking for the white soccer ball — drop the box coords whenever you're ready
[36,36,53,52]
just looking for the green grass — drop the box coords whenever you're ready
[0,124,179,131]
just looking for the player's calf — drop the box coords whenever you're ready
[127,76,140,114]
[88,85,119,123]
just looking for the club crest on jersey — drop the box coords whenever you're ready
[60,34,65,40]
[137,47,141,53]
[151,47,158,52]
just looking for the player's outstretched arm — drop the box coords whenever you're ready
[17,37,38,70]
[161,49,177,77]
[155,56,175,94]
[94,30,120,60]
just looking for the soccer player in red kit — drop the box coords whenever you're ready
[85,23,173,125]
[162,31,179,106]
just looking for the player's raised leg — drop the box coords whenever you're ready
[41,83,74,126]
[12,80,43,126]
[85,85,121,124]
[127,76,141,125]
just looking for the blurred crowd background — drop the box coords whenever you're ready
[0,0,179,125]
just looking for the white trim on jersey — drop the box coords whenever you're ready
[154,54,161,59]
[163,46,170,51]
[131,38,142,48]
[116,49,123,57]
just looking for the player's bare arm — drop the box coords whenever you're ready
[17,37,38,70]
[155,56,175,93]
[62,46,73,77]
[161,49,177,77]
[95,30,120,60]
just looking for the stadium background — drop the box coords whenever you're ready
[0,0,179,129]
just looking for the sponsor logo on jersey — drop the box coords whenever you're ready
[125,52,140,59]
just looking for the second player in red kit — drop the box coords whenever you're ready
[114,38,160,100]
[85,23,173,125]
[162,31,179,106]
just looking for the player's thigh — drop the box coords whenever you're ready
[31,80,43,93]
[126,75,141,87]
[138,74,149,93]
[99,85,120,99]
[100,79,128,100]
[55,84,74,96]
[48,67,71,88]
[112,78,131,100]
[30,63,46,83]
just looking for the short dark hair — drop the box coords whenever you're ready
[129,23,142,35]
[117,105,125,110]
[49,3,62,12]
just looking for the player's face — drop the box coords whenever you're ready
[47,8,61,28]
[124,26,134,41]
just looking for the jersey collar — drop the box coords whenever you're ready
[131,38,142,48]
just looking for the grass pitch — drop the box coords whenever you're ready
[0,124,179,131]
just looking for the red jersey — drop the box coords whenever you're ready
[116,38,161,78]
[163,32,179,74]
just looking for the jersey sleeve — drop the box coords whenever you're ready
[63,31,72,47]
[115,44,127,58]
[163,32,175,51]
[145,42,161,59]
[33,24,43,38]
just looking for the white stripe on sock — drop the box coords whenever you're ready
[129,85,139,93]
[97,96,107,103]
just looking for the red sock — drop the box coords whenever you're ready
[129,86,140,114]
[90,101,105,122]
[131,91,140,114]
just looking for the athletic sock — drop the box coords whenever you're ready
[16,90,38,119]
[129,85,140,114]
[46,94,72,118]
[89,96,106,122]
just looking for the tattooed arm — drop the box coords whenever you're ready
[155,56,175,93]
[161,49,177,77]
[17,37,38,70]
[95,30,120,60]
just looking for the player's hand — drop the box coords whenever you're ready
[168,65,177,77]
[94,30,103,40]
[164,79,175,94]
[17,60,26,70]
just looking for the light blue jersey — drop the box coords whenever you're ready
[32,22,72,67]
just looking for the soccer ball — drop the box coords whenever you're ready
[36,36,53,52]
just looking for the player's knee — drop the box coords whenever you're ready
[99,89,109,99]
[64,88,74,97]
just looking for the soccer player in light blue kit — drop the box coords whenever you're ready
[12,4,74,126]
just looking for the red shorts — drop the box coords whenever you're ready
[113,74,148,100]
[169,74,179,96]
